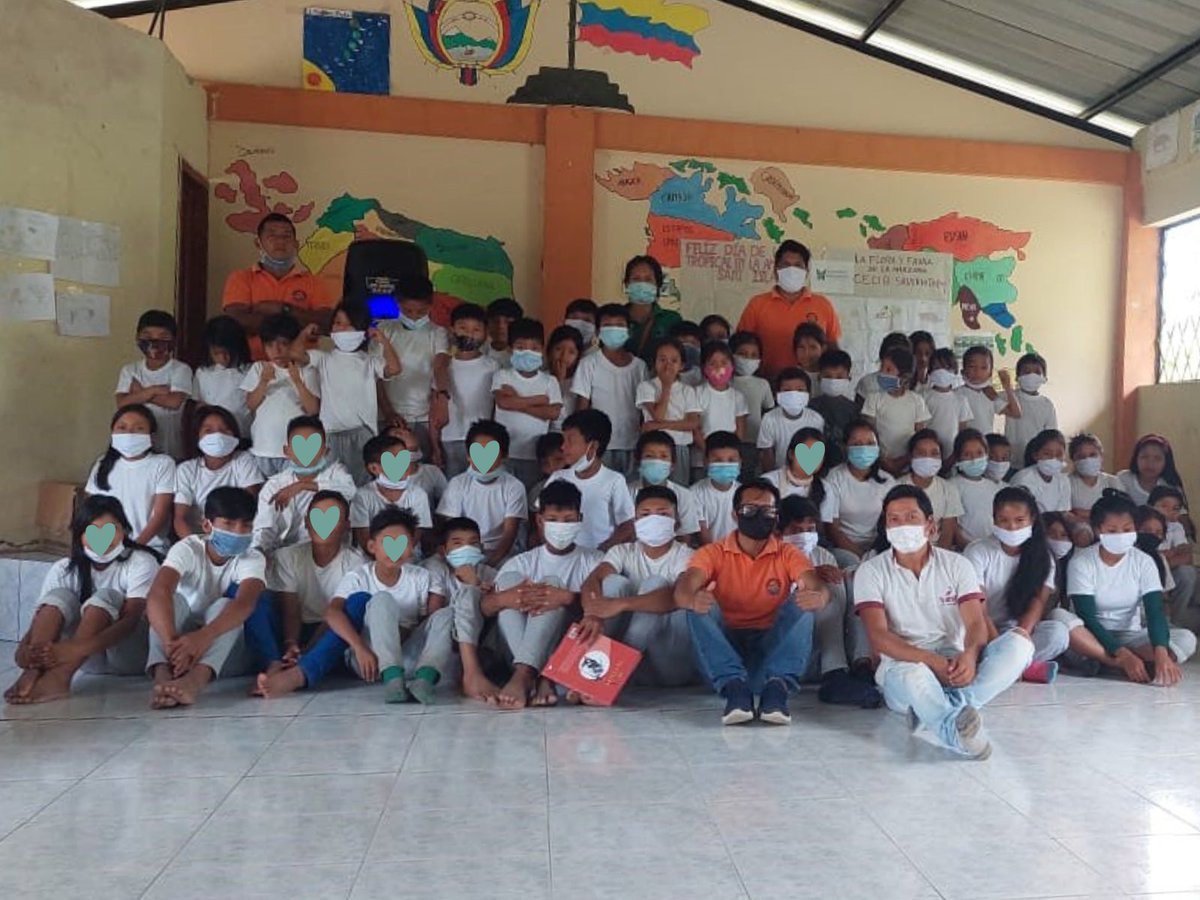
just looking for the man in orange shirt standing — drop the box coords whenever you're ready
[675,479,828,725]
[221,213,334,359]
[736,240,842,378]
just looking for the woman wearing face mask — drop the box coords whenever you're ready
[1050,490,1195,685]
[950,429,1000,549]
[174,406,264,537]
[821,419,895,567]
[5,496,161,705]
[898,429,963,550]
[1011,429,1071,515]
[854,485,1032,759]
[735,240,843,379]
[963,488,1069,683]
[622,255,680,362]
[1067,433,1121,522]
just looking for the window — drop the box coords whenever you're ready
[1158,216,1200,384]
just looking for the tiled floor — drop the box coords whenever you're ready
[3,640,1200,900]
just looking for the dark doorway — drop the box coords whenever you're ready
[175,159,209,368]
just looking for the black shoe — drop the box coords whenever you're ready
[818,668,882,709]
[1062,650,1102,678]
[720,678,754,726]
[758,678,792,725]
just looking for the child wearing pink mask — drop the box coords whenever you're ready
[692,341,748,484]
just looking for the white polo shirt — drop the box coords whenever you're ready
[1011,467,1070,513]
[1067,543,1162,632]
[963,535,1055,626]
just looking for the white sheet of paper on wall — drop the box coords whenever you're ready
[810,259,855,295]
[0,273,56,321]
[52,217,121,287]
[56,290,110,337]
[0,207,58,261]
[1144,112,1180,171]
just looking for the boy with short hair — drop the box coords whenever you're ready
[572,303,648,474]
[485,297,523,367]
[862,346,930,475]
[484,480,604,708]
[547,409,635,551]
[528,432,565,521]
[437,419,527,565]
[757,368,825,473]
[730,331,774,479]
[564,298,599,353]
[627,430,701,543]
[856,332,911,405]
[670,320,705,387]
[385,422,448,507]
[146,487,267,708]
[116,309,193,460]
[809,348,857,468]
[492,317,563,489]
[693,430,743,544]
[351,434,433,551]
[253,415,357,554]
[438,303,498,477]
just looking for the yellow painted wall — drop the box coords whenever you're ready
[0,0,207,542]
[126,0,1116,148]
[1135,102,1200,226]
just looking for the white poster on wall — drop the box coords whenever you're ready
[1144,112,1180,171]
[52,217,121,287]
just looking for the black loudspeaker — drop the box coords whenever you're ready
[342,239,430,319]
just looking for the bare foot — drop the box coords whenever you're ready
[249,661,287,696]
[13,642,35,670]
[564,690,584,706]
[156,682,196,708]
[22,667,73,705]
[531,676,559,707]
[491,668,535,710]
[5,670,41,704]
[256,665,305,699]
[461,670,502,703]
[150,682,180,709]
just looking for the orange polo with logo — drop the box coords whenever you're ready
[221,264,334,358]
[687,532,812,629]
[736,287,842,378]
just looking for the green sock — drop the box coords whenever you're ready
[382,666,408,704]
[408,666,439,705]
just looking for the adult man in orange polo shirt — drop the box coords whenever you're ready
[222,213,335,358]
[675,479,828,725]
[736,240,842,378]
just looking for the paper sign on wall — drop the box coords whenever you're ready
[810,259,855,295]
[0,273,56,321]
[56,290,110,337]
[1145,112,1180,171]
[52,217,121,287]
[0,207,58,261]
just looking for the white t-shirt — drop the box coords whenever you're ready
[1011,467,1071,513]
[626,477,701,536]
[193,365,253,435]
[1068,471,1122,512]
[553,380,577,432]
[855,370,882,401]
[174,451,264,532]
[443,355,499,443]
[695,383,748,438]
[756,407,826,470]
[306,347,386,434]
[163,535,267,614]
[820,464,896,546]
[964,535,1056,626]
[762,467,818,501]
[958,385,1007,437]
[1116,471,1172,507]
[497,545,605,591]
[492,369,563,460]
[334,562,437,627]
[572,351,648,451]
[1005,391,1057,466]
[270,542,367,623]
[253,463,358,553]
[950,475,1001,545]
[636,378,702,446]
[546,466,636,550]
[116,358,193,456]
[691,477,739,542]
[378,320,449,423]
[420,556,499,602]
[86,453,176,550]
[408,463,448,507]
[485,343,512,368]
[601,540,694,583]
[897,475,965,523]
[437,471,527,552]
[1067,543,1162,632]
[1165,521,1189,551]
[351,481,433,529]
[853,546,984,655]
[39,549,159,603]
[733,375,774,444]
[239,362,321,460]
[862,390,931,459]
[922,388,972,458]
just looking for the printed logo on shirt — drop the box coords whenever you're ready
[939,587,957,606]
[291,289,308,305]
[766,579,782,597]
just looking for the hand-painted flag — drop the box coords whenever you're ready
[577,0,710,68]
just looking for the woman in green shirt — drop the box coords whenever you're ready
[623,255,680,362]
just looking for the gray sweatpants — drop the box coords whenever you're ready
[349,596,454,678]
[328,425,375,486]
[442,440,468,479]
[37,587,147,675]
[493,570,570,671]
[601,574,697,686]
[451,583,487,646]
[1049,608,1198,663]
[146,594,251,678]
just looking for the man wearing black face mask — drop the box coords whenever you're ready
[675,480,828,725]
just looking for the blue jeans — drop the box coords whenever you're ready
[687,601,814,695]
[878,630,1033,755]
[243,593,319,666]
[290,592,372,689]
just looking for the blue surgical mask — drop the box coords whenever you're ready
[707,462,740,485]
[209,528,252,558]
[847,445,880,470]
[599,325,629,349]
[511,349,544,373]
[957,457,988,479]
[625,282,658,305]
[639,458,672,485]
[876,373,901,392]
[290,455,329,477]
[445,545,486,569]
[400,314,430,330]
[259,252,295,273]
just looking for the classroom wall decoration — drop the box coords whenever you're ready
[302,8,391,95]
[576,0,710,68]
[404,0,542,86]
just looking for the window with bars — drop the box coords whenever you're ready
[1158,216,1200,384]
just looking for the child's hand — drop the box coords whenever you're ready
[815,564,843,585]
[1153,650,1183,687]
[575,615,604,647]
[1116,647,1150,683]
[368,326,385,345]
[527,583,574,612]
[794,588,827,611]
[998,369,1012,389]
[691,581,718,614]
[258,365,275,386]
[453,564,480,586]
[354,645,379,682]
[282,641,302,666]
[301,323,320,341]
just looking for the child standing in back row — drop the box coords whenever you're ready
[439,303,498,477]
[572,303,647,475]
[637,338,702,485]
[810,349,857,468]
[693,341,748,483]
[958,345,1020,436]
[922,348,973,458]
[1006,353,1057,467]
[115,310,192,460]
[192,315,254,436]
[730,331,774,480]
[862,346,930,475]
[492,318,563,489]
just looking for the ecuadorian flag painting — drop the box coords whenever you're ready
[577,0,710,68]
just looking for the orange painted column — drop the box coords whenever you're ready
[1114,152,1161,461]
[541,106,597,324]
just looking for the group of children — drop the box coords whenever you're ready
[5,255,1197,756]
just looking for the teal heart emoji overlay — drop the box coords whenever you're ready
[469,440,501,475]
[291,433,323,467]
[84,522,117,556]
[794,441,826,475]
[381,450,412,483]
[309,505,341,540]
[382,534,409,562]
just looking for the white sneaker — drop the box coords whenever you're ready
[954,707,992,759]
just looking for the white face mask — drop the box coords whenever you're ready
[783,531,820,558]
[777,266,807,293]
[1098,532,1137,555]
[887,525,929,553]
[1048,538,1073,559]
[332,331,365,353]
[1018,373,1045,393]
[910,457,942,479]
[1074,456,1103,478]
[543,520,582,550]
[928,369,957,389]
[565,319,596,345]
[733,355,760,377]
[198,432,239,458]
[572,447,596,475]
[777,390,810,416]
[111,433,152,458]
[819,377,851,398]
[376,473,408,491]
[634,514,676,548]
[84,541,124,565]
[965,378,992,391]
[993,524,1033,547]
[1036,458,1065,477]
[986,460,1011,481]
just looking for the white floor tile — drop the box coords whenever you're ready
[144,861,359,900]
